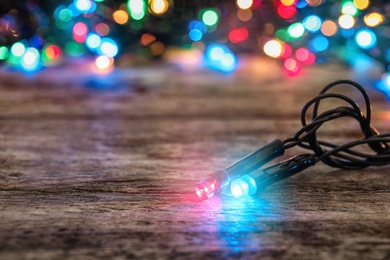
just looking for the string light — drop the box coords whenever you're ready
[197,80,390,200]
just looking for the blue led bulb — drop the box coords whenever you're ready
[230,175,257,199]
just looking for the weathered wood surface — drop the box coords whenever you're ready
[0,59,389,259]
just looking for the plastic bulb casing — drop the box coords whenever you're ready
[195,139,285,200]
[230,175,257,199]
[230,154,316,199]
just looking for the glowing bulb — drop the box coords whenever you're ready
[150,0,169,15]
[230,175,257,199]
[263,39,283,58]
[355,29,376,49]
[195,173,224,200]
[338,14,355,29]
[237,0,253,9]
[11,42,25,57]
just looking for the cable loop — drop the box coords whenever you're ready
[283,79,390,169]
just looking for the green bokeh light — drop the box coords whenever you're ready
[202,9,219,26]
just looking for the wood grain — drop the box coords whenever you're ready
[0,59,389,259]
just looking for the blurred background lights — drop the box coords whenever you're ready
[128,0,146,20]
[58,8,73,22]
[263,39,283,58]
[237,9,252,21]
[364,12,384,27]
[355,29,376,49]
[202,9,219,26]
[99,38,118,57]
[21,47,40,71]
[75,0,93,13]
[95,23,110,36]
[309,35,329,52]
[140,33,156,46]
[303,15,322,32]
[73,22,88,43]
[353,0,369,10]
[281,0,295,6]
[204,44,237,72]
[284,58,301,76]
[306,0,324,7]
[237,0,253,10]
[11,42,26,57]
[229,28,249,44]
[341,2,358,16]
[0,46,9,60]
[288,23,305,38]
[189,29,203,41]
[113,10,129,24]
[321,20,338,36]
[338,14,355,29]
[277,5,297,20]
[95,55,113,70]
[149,0,169,15]
[86,33,101,50]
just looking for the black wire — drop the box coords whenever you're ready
[283,79,390,170]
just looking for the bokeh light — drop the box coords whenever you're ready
[21,47,40,71]
[204,44,237,73]
[309,35,329,52]
[11,42,26,57]
[321,20,338,36]
[353,0,369,10]
[303,15,322,32]
[237,9,252,22]
[284,58,301,76]
[202,9,219,27]
[355,29,377,49]
[263,39,283,58]
[73,22,88,43]
[288,23,305,38]
[86,33,101,50]
[342,2,358,16]
[149,0,169,15]
[364,12,384,27]
[128,0,146,20]
[189,29,203,41]
[95,55,113,70]
[237,0,253,9]
[338,14,355,29]
[0,46,9,60]
[113,10,129,24]
[99,38,119,57]
[229,28,249,44]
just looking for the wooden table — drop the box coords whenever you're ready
[0,58,389,259]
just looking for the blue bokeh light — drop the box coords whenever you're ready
[303,15,322,33]
[189,29,203,41]
[355,29,377,49]
[309,36,329,52]
[204,44,237,73]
